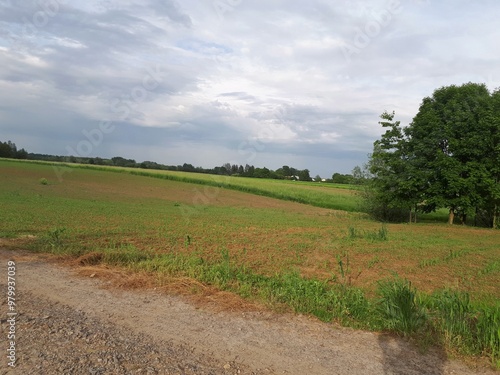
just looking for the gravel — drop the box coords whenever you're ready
[1,289,247,375]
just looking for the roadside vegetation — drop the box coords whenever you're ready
[1,159,498,367]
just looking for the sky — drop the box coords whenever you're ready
[1,0,499,177]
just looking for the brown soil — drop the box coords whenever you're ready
[1,248,497,375]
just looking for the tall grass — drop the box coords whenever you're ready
[425,290,500,366]
[377,278,427,335]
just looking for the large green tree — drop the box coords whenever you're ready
[369,83,499,227]
[407,83,494,224]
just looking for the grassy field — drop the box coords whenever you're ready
[6,159,363,211]
[1,159,499,366]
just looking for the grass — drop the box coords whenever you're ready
[424,290,500,367]
[3,158,362,211]
[1,159,499,367]
[377,277,427,335]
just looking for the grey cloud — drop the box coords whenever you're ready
[1,0,500,177]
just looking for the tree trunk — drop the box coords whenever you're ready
[414,205,417,223]
[448,208,455,225]
[409,209,412,224]
[494,204,498,229]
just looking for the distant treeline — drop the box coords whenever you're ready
[0,140,362,184]
[0,140,28,160]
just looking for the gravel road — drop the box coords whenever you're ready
[0,249,496,375]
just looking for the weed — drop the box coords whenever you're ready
[419,258,440,268]
[336,250,362,286]
[337,253,348,279]
[419,249,471,269]
[347,226,360,239]
[377,225,389,241]
[347,225,389,241]
[39,178,48,185]
[478,260,500,277]
[46,227,66,249]
[377,278,427,335]
[368,256,380,269]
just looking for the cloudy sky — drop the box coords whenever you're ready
[1,0,499,177]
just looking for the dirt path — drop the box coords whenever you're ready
[0,249,496,375]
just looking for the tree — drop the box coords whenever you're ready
[282,165,291,177]
[182,163,195,172]
[367,111,424,222]
[15,148,28,159]
[254,167,271,178]
[0,141,13,158]
[332,172,354,184]
[0,140,27,159]
[222,163,232,175]
[407,83,494,224]
[352,165,370,185]
[111,156,137,167]
[489,89,500,227]
[244,164,255,177]
[368,83,499,227]
[298,169,311,181]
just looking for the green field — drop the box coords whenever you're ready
[1,159,499,366]
[6,159,363,211]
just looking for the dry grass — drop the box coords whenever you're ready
[73,259,264,313]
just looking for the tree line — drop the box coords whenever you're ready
[0,141,28,159]
[1,141,361,183]
[366,83,499,228]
